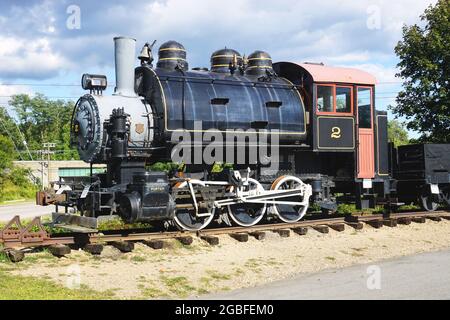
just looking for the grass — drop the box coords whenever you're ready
[336,203,384,215]
[244,258,263,273]
[205,270,231,281]
[0,180,37,204]
[141,286,168,299]
[130,255,147,262]
[0,245,10,263]
[160,275,196,298]
[0,271,115,300]
[398,204,421,211]
[0,216,68,236]
[23,249,57,264]
[197,270,233,295]
[97,218,153,231]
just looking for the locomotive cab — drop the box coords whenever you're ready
[273,62,390,209]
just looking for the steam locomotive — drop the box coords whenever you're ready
[40,36,450,231]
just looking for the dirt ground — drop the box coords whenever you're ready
[5,219,450,299]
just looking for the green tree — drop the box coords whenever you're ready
[0,107,23,158]
[387,119,409,147]
[392,0,449,142]
[0,134,15,195]
[9,94,78,160]
[0,134,39,202]
[0,135,14,172]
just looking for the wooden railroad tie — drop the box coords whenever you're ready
[249,231,266,240]
[4,249,24,262]
[143,239,166,250]
[292,227,308,236]
[344,215,360,223]
[412,217,426,224]
[273,229,290,237]
[346,222,364,230]
[383,218,398,227]
[365,219,383,229]
[397,217,412,225]
[83,243,104,255]
[328,223,345,232]
[230,233,249,242]
[200,235,219,246]
[312,225,329,234]
[176,236,194,245]
[426,216,442,222]
[111,241,134,253]
[48,244,71,257]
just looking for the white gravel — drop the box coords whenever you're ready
[6,219,450,299]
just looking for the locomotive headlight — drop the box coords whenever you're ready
[81,73,108,91]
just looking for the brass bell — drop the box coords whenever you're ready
[138,43,151,61]
[138,41,156,65]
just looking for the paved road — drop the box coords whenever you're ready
[207,249,450,300]
[0,201,55,222]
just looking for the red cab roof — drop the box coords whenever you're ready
[297,63,377,85]
[276,62,377,85]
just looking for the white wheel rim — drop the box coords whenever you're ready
[270,176,309,223]
[421,194,439,212]
[227,178,267,227]
[173,180,215,231]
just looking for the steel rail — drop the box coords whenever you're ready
[1,210,449,249]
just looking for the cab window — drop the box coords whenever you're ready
[317,86,333,112]
[336,87,351,113]
[357,87,372,128]
[317,85,352,114]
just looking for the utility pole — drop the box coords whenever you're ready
[40,143,56,189]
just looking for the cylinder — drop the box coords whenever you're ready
[113,36,137,97]
[111,138,127,158]
[245,50,273,76]
[210,48,242,73]
[156,41,188,71]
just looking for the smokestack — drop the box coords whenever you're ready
[113,36,137,97]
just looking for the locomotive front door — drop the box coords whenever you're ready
[356,87,375,179]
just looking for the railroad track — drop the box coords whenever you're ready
[1,210,449,262]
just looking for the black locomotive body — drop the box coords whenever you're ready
[42,36,448,231]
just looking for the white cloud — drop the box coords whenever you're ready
[340,63,399,84]
[0,0,439,80]
[0,36,70,79]
[7,0,57,35]
[0,83,34,107]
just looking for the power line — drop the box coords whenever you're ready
[17,149,75,154]
[0,95,78,100]
[0,80,401,86]
[0,117,24,161]
[12,119,33,161]
[0,107,34,160]
[0,83,80,87]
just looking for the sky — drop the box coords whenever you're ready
[0,0,438,138]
